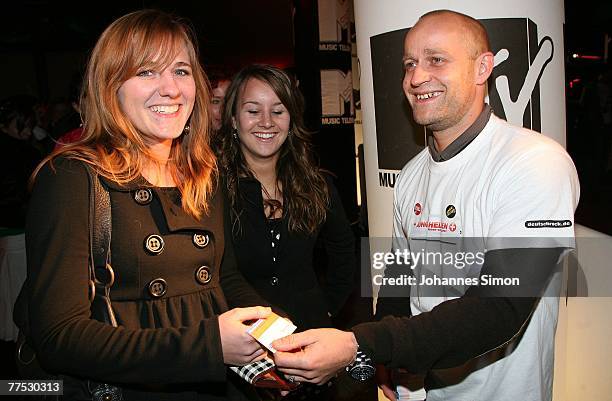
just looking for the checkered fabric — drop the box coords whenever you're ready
[230,357,276,384]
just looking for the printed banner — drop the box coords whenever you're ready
[318,0,356,126]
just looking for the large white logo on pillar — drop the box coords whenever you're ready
[492,38,553,127]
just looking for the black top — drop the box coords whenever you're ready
[13,158,266,400]
[227,175,355,331]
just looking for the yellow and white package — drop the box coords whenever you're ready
[247,312,296,353]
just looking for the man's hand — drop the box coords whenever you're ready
[218,306,271,365]
[271,328,358,385]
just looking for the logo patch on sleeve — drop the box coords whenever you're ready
[525,220,572,228]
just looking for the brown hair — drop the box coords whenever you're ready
[218,64,329,235]
[34,9,216,218]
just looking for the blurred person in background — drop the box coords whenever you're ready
[209,72,232,152]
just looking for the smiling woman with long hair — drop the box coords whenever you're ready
[14,9,271,400]
[218,64,356,400]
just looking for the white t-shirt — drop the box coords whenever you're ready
[392,115,580,401]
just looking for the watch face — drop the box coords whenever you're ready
[350,365,376,382]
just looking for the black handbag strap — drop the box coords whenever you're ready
[85,166,117,327]
[16,164,123,400]
[84,167,123,400]
[86,166,111,268]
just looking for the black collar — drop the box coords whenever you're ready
[428,104,492,162]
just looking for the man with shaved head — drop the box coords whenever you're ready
[271,10,579,401]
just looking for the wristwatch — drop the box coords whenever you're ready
[346,348,376,381]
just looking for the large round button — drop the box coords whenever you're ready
[148,278,167,298]
[192,233,210,249]
[134,188,153,205]
[195,265,212,285]
[270,276,279,286]
[144,234,164,255]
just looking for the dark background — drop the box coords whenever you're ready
[2,0,610,108]
[1,0,610,110]
[0,0,296,101]
[563,1,612,235]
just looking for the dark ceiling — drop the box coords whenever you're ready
[2,0,611,58]
[0,0,296,71]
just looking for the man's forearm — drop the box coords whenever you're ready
[353,247,564,372]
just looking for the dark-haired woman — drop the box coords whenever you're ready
[218,64,356,399]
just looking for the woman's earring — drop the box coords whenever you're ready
[232,127,238,140]
[183,125,190,135]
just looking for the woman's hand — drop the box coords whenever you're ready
[376,365,397,401]
[218,306,271,365]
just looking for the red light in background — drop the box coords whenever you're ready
[569,78,581,89]
[572,53,602,60]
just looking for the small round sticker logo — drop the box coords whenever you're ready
[414,203,422,215]
[445,205,456,218]
[449,223,457,232]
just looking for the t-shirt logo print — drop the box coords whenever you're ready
[445,205,456,219]
[414,203,422,215]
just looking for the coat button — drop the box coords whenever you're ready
[270,276,279,286]
[144,234,164,255]
[192,233,210,248]
[148,278,167,298]
[134,188,153,205]
[195,265,212,285]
